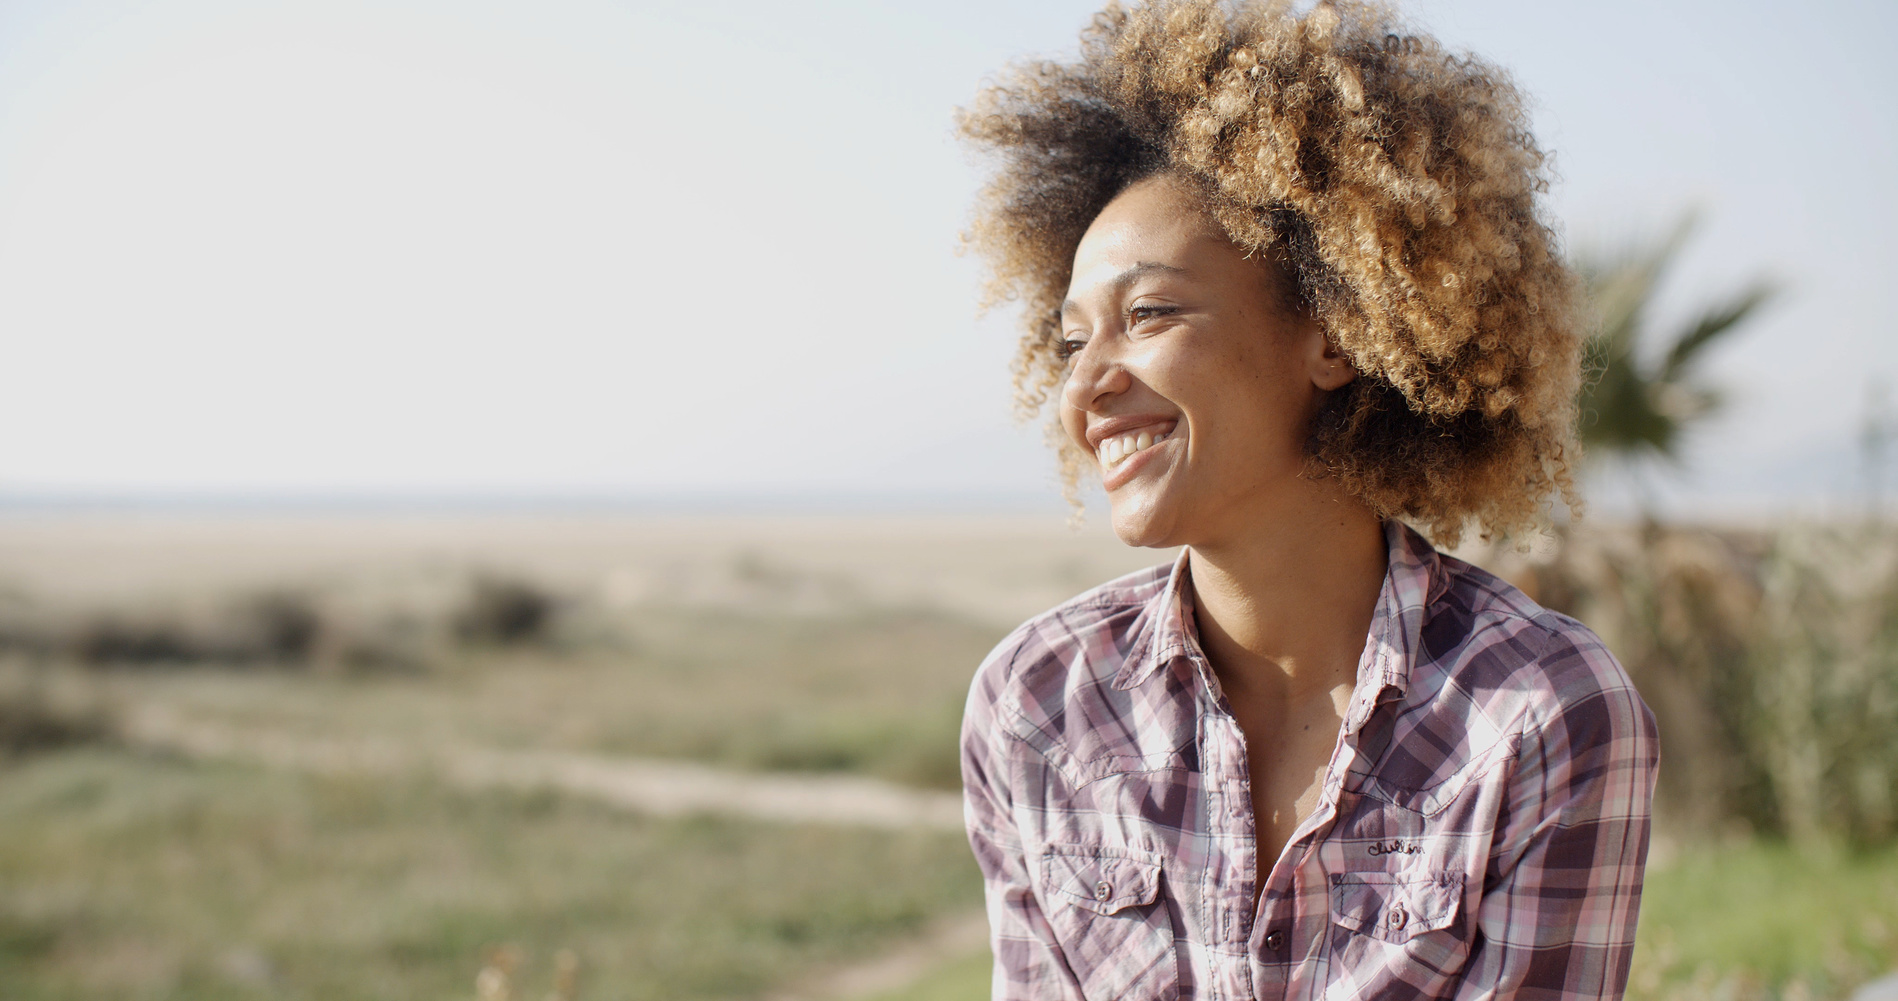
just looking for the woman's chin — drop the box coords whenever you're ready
[1106,495,1179,550]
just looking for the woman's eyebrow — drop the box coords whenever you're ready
[1061,261,1191,316]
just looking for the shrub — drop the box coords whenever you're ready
[454,576,558,646]
[0,676,111,756]
[1530,522,1898,845]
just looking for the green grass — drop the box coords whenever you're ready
[867,947,991,1001]
[1630,840,1898,1000]
[0,748,982,1001]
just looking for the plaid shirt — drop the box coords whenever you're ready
[961,521,1658,1001]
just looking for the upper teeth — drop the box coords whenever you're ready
[1099,429,1168,466]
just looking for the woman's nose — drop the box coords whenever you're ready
[1061,335,1131,414]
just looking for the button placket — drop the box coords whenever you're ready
[1204,714,1257,950]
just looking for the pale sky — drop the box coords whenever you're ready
[0,0,1891,512]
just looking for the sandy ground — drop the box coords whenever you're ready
[0,511,1177,628]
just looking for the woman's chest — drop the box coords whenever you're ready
[1012,709,1517,1001]
[1226,692,1353,872]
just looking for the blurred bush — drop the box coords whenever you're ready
[1522,522,1898,845]
[0,571,564,674]
[64,591,327,666]
[0,667,113,756]
[454,575,557,646]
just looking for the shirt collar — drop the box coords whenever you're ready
[1341,519,1450,731]
[1111,546,1200,691]
[1112,519,1450,729]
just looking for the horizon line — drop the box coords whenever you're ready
[0,487,1078,517]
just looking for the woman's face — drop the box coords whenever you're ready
[1059,175,1354,549]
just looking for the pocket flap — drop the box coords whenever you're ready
[1040,846,1164,916]
[1331,871,1463,942]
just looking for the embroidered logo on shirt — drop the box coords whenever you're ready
[1366,840,1423,857]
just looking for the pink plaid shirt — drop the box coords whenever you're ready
[960,521,1658,1001]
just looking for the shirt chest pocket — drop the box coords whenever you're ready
[1330,871,1464,943]
[1038,846,1179,1001]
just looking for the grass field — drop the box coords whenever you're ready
[0,749,981,1001]
[73,604,1003,791]
[1628,841,1898,1001]
[0,514,1091,999]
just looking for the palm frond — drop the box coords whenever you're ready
[1581,214,1697,363]
[1659,279,1776,382]
[1574,212,1772,469]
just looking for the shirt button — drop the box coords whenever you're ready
[1094,880,1112,902]
[1264,929,1285,951]
[1387,906,1408,931]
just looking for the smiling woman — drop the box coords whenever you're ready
[961,2,1585,548]
[954,3,1658,1000]
[1056,176,1354,552]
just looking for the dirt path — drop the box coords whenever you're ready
[763,909,988,1001]
[121,707,965,831]
[119,707,985,999]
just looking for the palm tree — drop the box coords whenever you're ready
[1576,215,1775,471]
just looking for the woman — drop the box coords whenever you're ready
[955,2,1659,999]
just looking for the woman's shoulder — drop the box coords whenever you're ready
[963,557,1196,785]
[964,559,1178,725]
[977,559,1176,684]
[1426,551,1651,740]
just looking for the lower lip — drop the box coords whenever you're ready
[1101,438,1173,491]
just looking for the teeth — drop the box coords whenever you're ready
[1098,428,1171,468]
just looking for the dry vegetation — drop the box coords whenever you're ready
[0,751,980,1000]
[1480,520,1898,847]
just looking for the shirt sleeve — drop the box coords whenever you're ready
[1452,629,1661,1001]
[961,640,1088,1001]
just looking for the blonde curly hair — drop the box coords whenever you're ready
[957,0,1583,546]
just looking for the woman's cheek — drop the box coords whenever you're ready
[1059,407,1087,450]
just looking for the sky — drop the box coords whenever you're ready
[0,0,1891,513]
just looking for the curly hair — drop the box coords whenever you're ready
[957,0,1583,546]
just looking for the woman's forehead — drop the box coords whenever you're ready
[1066,185,1253,305]
[1088,176,1216,241]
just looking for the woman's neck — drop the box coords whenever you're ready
[1186,485,1389,706]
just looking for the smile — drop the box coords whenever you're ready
[1096,423,1176,469]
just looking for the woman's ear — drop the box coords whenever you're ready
[1308,332,1357,391]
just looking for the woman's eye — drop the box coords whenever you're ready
[1058,337,1087,360]
[1127,305,1178,325]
